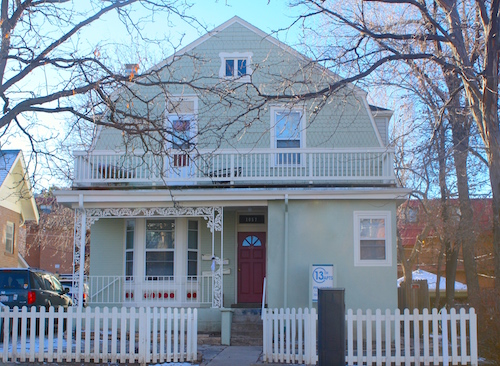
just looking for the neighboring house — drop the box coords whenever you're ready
[23,196,74,275]
[0,150,39,268]
[55,17,409,330]
[398,199,494,290]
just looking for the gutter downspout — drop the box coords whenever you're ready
[284,194,289,308]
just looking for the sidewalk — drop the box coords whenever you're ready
[199,345,263,366]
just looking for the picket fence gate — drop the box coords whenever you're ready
[262,307,478,365]
[0,306,197,364]
[262,308,318,364]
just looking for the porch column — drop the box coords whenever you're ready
[210,207,224,308]
[77,208,86,308]
[72,206,87,309]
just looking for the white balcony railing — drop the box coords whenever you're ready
[73,148,396,186]
[87,275,213,306]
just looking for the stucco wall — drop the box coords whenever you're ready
[267,199,398,311]
[90,218,125,276]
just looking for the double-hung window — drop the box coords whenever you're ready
[5,222,14,254]
[272,108,305,165]
[145,219,175,279]
[219,52,252,82]
[125,220,135,280]
[187,220,199,277]
[354,212,392,266]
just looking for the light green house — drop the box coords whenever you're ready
[55,16,409,332]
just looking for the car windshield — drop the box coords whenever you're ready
[0,271,29,290]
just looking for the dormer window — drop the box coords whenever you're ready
[219,52,252,82]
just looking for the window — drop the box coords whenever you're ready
[271,107,305,165]
[167,97,198,167]
[187,220,198,277]
[5,222,14,254]
[219,52,253,82]
[406,207,418,223]
[125,220,135,279]
[354,212,392,266]
[145,219,175,279]
[225,59,247,77]
[40,205,52,214]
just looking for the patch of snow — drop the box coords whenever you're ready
[397,269,468,291]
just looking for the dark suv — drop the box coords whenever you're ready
[0,268,73,309]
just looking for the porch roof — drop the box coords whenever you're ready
[54,186,411,207]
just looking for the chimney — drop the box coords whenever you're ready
[124,63,139,78]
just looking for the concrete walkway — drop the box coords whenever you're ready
[199,345,263,366]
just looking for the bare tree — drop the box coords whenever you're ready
[0,0,204,186]
[283,0,499,291]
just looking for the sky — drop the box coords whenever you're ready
[86,0,306,68]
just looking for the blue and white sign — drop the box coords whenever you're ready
[311,264,334,302]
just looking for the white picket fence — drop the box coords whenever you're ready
[0,306,197,364]
[263,308,318,364]
[262,307,478,365]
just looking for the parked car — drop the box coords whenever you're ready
[0,268,73,310]
[59,279,89,307]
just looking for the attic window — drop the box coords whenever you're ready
[219,52,252,82]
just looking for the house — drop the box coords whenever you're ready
[0,150,39,268]
[54,17,409,331]
[22,195,75,275]
[397,199,494,290]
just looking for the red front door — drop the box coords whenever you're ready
[238,232,266,303]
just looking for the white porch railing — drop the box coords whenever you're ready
[73,148,396,186]
[0,306,197,364]
[88,275,212,306]
[262,307,478,365]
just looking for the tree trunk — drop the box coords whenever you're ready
[437,114,458,307]
[445,74,481,308]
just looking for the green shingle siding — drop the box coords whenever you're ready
[94,22,381,152]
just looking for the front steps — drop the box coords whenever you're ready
[230,308,263,346]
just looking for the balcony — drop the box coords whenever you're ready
[73,148,396,187]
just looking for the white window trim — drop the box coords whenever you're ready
[144,219,176,279]
[219,52,253,83]
[270,106,306,167]
[353,211,392,267]
[165,96,198,150]
[5,221,14,254]
[270,106,306,148]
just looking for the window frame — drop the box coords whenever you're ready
[270,106,306,166]
[219,52,253,82]
[124,219,135,280]
[353,211,392,267]
[5,221,14,254]
[187,220,199,278]
[166,96,198,151]
[144,219,176,280]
